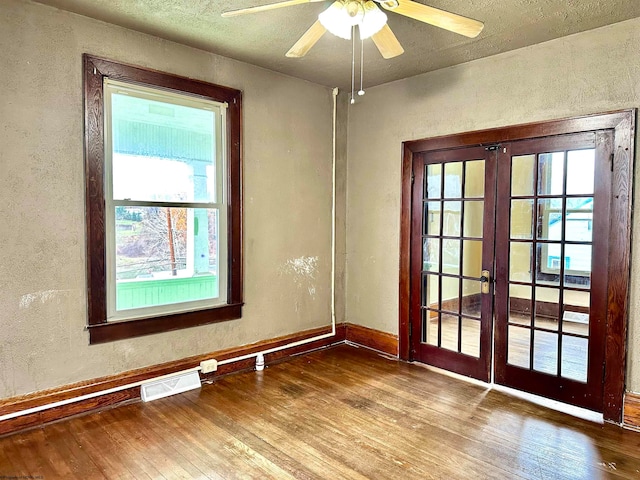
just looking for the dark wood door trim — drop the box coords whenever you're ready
[403,111,633,152]
[399,110,636,422]
[604,114,636,422]
[399,145,414,361]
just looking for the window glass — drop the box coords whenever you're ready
[111,93,218,203]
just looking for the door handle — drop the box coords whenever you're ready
[480,269,491,294]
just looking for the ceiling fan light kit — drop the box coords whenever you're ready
[359,2,388,39]
[318,2,352,39]
[319,1,388,40]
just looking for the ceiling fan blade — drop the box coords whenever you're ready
[222,0,322,18]
[286,21,327,58]
[371,25,405,59]
[380,0,484,38]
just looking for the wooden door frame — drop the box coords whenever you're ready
[399,110,636,423]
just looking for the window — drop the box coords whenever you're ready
[84,55,243,344]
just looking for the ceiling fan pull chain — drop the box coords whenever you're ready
[358,35,365,96]
[351,25,356,104]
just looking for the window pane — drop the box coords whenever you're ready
[443,201,461,236]
[508,325,531,369]
[462,240,482,277]
[536,198,562,241]
[534,287,560,331]
[463,201,483,238]
[511,199,534,240]
[442,239,461,275]
[533,330,558,375]
[441,277,460,313]
[425,310,439,346]
[509,284,531,326]
[461,318,480,357]
[564,244,592,273]
[441,314,459,351]
[565,197,593,242]
[422,274,439,309]
[423,238,440,272]
[111,93,217,203]
[511,155,535,196]
[444,162,463,198]
[563,290,590,336]
[561,335,588,383]
[426,164,442,199]
[424,201,441,235]
[115,206,220,311]
[537,152,564,196]
[464,160,485,198]
[510,242,532,283]
[461,280,481,318]
[536,243,561,286]
[566,150,595,195]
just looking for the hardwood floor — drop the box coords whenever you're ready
[1,345,640,479]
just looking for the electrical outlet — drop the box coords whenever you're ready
[200,358,218,374]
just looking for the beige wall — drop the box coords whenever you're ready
[346,18,640,392]
[0,0,340,399]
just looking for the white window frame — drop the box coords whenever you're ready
[103,79,228,322]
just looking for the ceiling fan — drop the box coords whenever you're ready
[222,0,484,60]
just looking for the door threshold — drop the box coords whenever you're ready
[415,362,603,424]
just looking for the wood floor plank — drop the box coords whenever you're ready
[150,394,297,479]
[10,429,61,478]
[207,363,513,479]
[43,422,108,480]
[267,363,525,479]
[196,384,372,480]
[141,398,238,479]
[321,347,640,478]
[196,382,385,480]
[137,401,222,480]
[67,414,144,479]
[0,432,30,475]
[1,345,640,479]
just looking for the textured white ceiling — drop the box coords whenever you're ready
[33,0,640,89]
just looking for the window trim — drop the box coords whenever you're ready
[83,55,243,344]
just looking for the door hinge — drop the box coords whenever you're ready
[602,362,606,382]
[411,171,415,185]
[610,153,614,172]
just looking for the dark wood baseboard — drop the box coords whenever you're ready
[1,322,401,437]
[624,392,640,430]
[345,323,399,357]
[0,323,347,437]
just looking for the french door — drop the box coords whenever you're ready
[410,130,613,412]
[410,146,496,382]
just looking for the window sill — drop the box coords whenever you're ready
[88,303,243,344]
